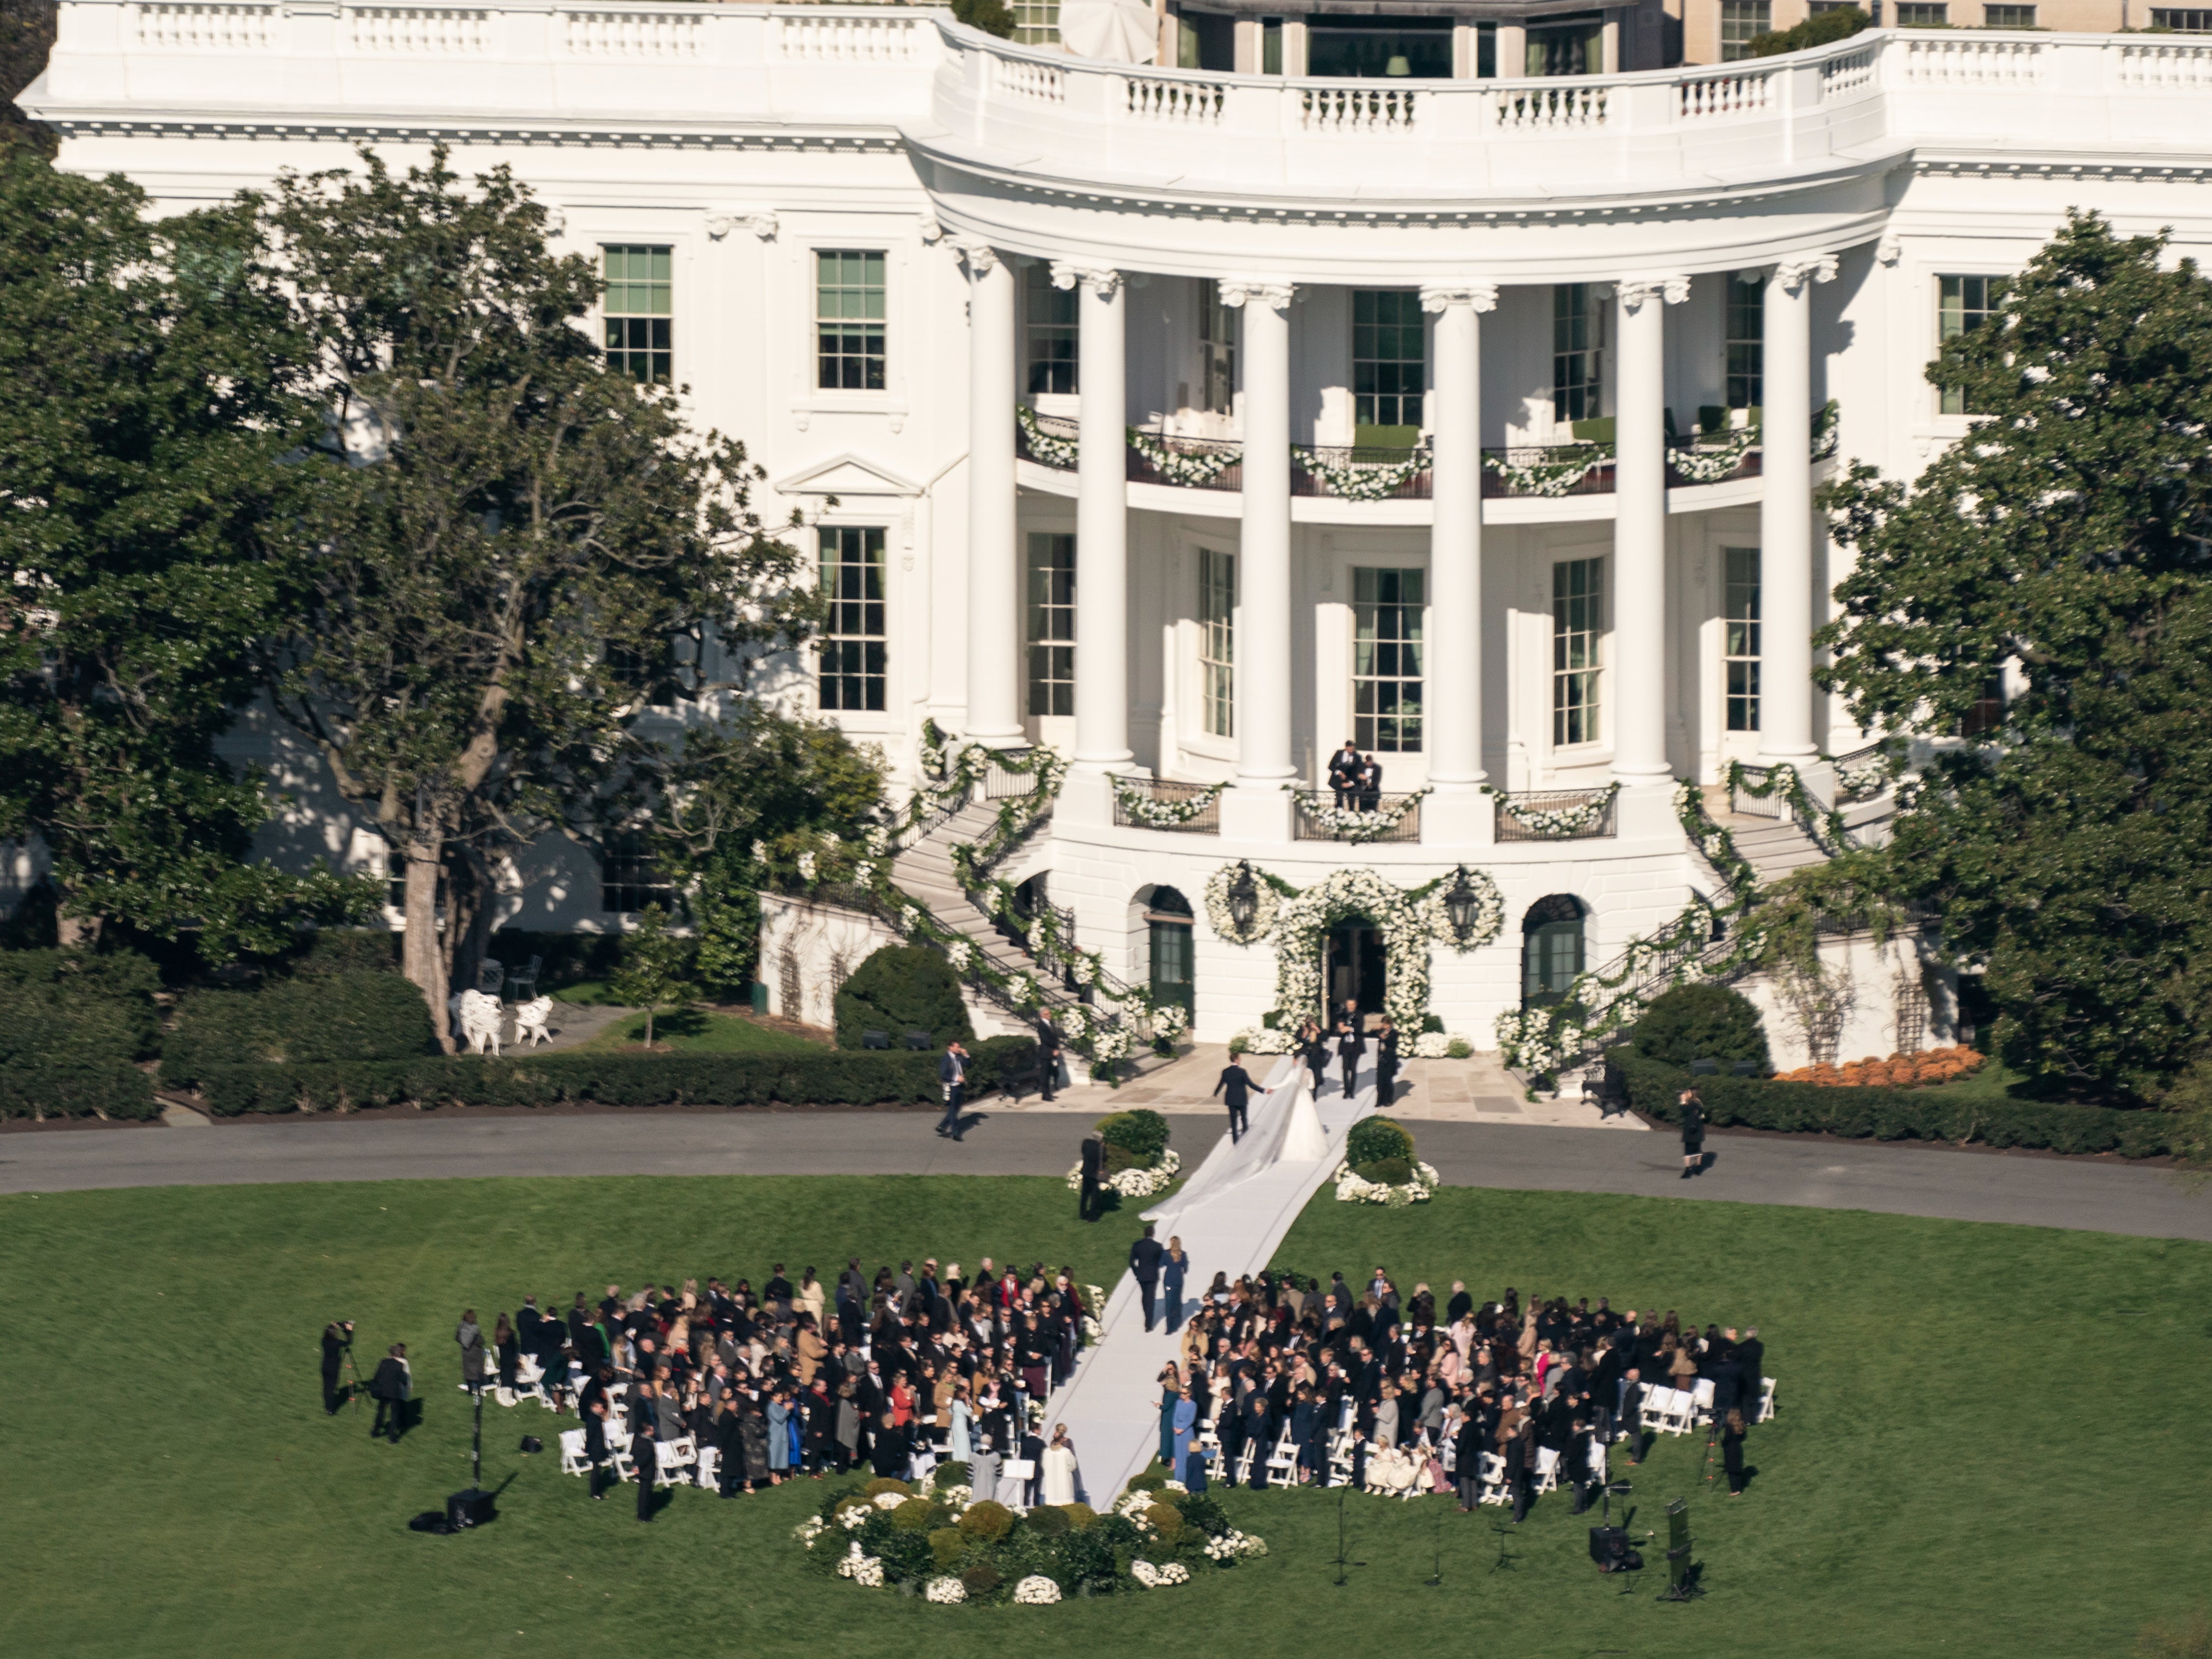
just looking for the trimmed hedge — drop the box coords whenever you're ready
[1632,982,1769,1071]
[834,945,973,1051]
[1610,1047,2174,1159]
[163,970,439,1085]
[0,1065,160,1121]
[0,948,162,1067]
[186,1033,1042,1116]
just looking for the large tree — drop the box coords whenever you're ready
[265,148,813,1037]
[1818,210,2212,1099]
[0,146,370,956]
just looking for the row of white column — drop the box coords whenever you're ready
[959,244,1837,791]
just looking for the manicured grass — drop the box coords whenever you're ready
[576,1006,825,1055]
[0,1177,2203,1657]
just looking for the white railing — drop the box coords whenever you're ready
[993,54,1065,103]
[1677,66,1771,120]
[565,9,703,58]
[133,1,274,50]
[1300,84,1418,132]
[1820,43,1875,94]
[2112,39,2212,88]
[347,5,490,55]
[1127,75,1222,124]
[767,11,924,63]
[1898,33,2045,85]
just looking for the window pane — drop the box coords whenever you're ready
[817,250,887,391]
[1198,547,1235,738]
[1200,285,1237,415]
[1027,532,1077,718]
[1937,273,2007,416]
[1719,0,1771,58]
[1552,284,1604,424]
[1012,0,1060,44]
[1024,263,1078,397]
[818,527,887,712]
[602,244,673,383]
[1352,566,1425,752]
[1552,557,1605,746]
[1726,276,1763,413]
[1723,546,1761,733]
[1352,290,1426,437]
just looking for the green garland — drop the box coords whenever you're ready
[1723,759,1852,857]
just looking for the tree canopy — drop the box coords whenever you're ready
[1818,210,2212,1099]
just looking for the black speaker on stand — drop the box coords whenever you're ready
[445,1385,497,1529]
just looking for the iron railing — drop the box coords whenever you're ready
[1291,790,1422,844]
[1493,787,1618,842]
[1109,775,1223,834]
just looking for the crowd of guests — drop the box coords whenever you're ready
[1155,1268,1770,1518]
[458,1256,1098,1518]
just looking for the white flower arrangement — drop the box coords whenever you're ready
[795,850,817,881]
[1489,783,1619,839]
[853,859,877,887]
[1233,1027,1295,1055]
[1484,445,1608,497]
[1203,1529,1270,1562]
[1012,1575,1063,1605]
[794,1516,827,1547]
[946,939,974,973]
[1064,1147,1183,1199]
[1130,1560,1192,1588]
[1296,446,1428,502]
[1151,1002,1188,1041]
[1115,1490,1160,1523]
[1410,1030,1454,1059]
[873,1490,908,1510]
[931,1482,972,1507]
[1203,861,1280,945]
[838,1504,872,1530]
[925,1576,967,1604]
[837,1545,886,1585]
[1666,425,1759,484]
[750,838,769,863]
[1290,785,1431,844]
[1016,405,1079,470]
[1084,1283,1107,1309]
[1112,775,1227,827]
[1333,1158,1441,1207]
[1834,758,1891,803]
[1126,428,1240,488]
[865,824,891,857]
[1061,1006,1089,1040]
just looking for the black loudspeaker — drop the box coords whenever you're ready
[1589,1526,1641,1572]
[518,1435,544,1454]
[446,1488,497,1529]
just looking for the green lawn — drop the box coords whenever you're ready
[1,1177,2203,1657]
[575,1006,825,1055]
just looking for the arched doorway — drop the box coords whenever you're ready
[1326,913,1387,1018]
[1145,885,1195,1013]
[1521,895,1587,1010]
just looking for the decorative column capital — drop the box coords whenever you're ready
[1419,281,1499,314]
[1219,279,1295,311]
[951,238,1000,276]
[1616,276,1691,312]
[1050,261,1122,299]
[1874,232,1903,268]
[1775,254,1840,293]
[705,209,778,241]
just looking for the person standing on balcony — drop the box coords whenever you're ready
[1328,738,1361,807]
[1356,754,1384,812]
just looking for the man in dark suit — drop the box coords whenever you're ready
[629,1379,661,1521]
[368,1344,409,1442]
[1735,1327,1766,1413]
[1034,1010,1063,1101]
[1334,1021,1365,1098]
[1129,1223,1166,1331]
[1213,1055,1257,1141]
[1373,1015,1401,1105]
[936,1040,967,1139]
[1077,1133,1102,1222]
[1327,738,1361,807]
[1356,754,1384,811]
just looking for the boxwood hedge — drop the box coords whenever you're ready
[0,1065,160,1121]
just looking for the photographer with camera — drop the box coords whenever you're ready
[321,1321,355,1415]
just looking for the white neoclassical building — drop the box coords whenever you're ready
[24,6,2212,1057]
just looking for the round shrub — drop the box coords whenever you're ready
[1346,1115,1414,1168]
[931,1459,971,1491]
[1356,1154,1413,1185]
[928,1526,966,1570]
[1176,1492,1228,1537]
[1061,1502,1097,1531]
[1094,1108,1169,1163]
[834,945,973,1052]
[1633,983,1770,1071]
[1145,1503,1185,1543]
[1125,1470,1166,1494]
[957,1500,1013,1542]
[961,1561,1003,1597]
[863,1476,913,1500]
[1026,1503,1071,1538]
[891,1498,938,1532]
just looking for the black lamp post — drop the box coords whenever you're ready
[1227,862,1259,937]
[1445,867,1479,942]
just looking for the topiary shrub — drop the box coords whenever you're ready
[1025,1503,1071,1538]
[960,1560,1003,1597]
[1358,1154,1413,1185]
[1125,1470,1166,1494]
[928,1526,966,1570]
[891,1497,937,1532]
[1095,1108,1169,1163]
[957,1499,1012,1542]
[1632,983,1770,1071]
[930,1459,971,1491]
[164,970,438,1086]
[1176,1491,1228,1537]
[1145,1503,1185,1543]
[863,1476,913,1500]
[1060,1502,1097,1531]
[1346,1115,1414,1168]
[0,948,162,1068]
[834,945,973,1052]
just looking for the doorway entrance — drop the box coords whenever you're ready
[1325,915,1387,1017]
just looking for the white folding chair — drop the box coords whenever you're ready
[1532,1446,1560,1493]
[1663,1388,1696,1436]
[493,1386,518,1409]
[660,1435,698,1475]
[608,1431,637,1484]
[1265,1428,1299,1483]
[1476,1452,1508,1506]
[1758,1377,1777,1423]
[1638,1386,1673,1435]
[558,1429,590,1477]
[1586,1437,1609,1483]
[693,1445,720,1489]
[1690,1378,1717,1427]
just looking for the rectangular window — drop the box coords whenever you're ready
[1724,547,1762,733]
[1352,290,1425,445]
[1012,0,1059,45]
[1024,263,1078,397]
[1938,274,2007,416]
[1726,276,1763,413]
[601,831,675,915]
[1719,0,1770,58]
[1526,14,1603,74]
[1983,2,2035,21]
[818,527,887,713]
[602,245,672,384]
[1895,1,1948,21]
[1353,567,1425,753]
[816,250,886,392]
[1261,15,1284,71]
[1198,547,1235,739]
[1552,558,1605,747]
[2150,7,2212,26]
[1200,285,1237,415]
[1552,283,1605,425]
[1027,532,1076,718]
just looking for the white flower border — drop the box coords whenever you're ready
[1289,785,1431,844]
[1064,1146,1184,1198]
[1333,1157,1441,1207]
[1488,782,1619,838]
[1016,404,1078,469]
[1126,428,1239,488]
[1294,446,1427,502]
[1112,775,1227,828]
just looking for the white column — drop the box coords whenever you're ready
[1056,262,1133,772]
[1758,254,1837,765]
[1610,276,1689,787]
[1421,282,1497,794]
[960,243,1022,742]
[1222,280,1297,786]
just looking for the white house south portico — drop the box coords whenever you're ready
[27,4,2212,1065]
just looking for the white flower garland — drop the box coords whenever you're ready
[1666,426,1760,484]
[1012,1575,1063,1605]
[1483,446,1607,497]
[1410,867,1504,956]
[1126,428,1239,488]
[1834,758,1891,803]
[1294,446,1428,502]
[1112,775,1227,827]
[1203,862,1280,945]
[1064,1146,1184,1198]
[1016,405,1078,470]
[1489,783,1619,839]
[1333,1157,1441,1207]
[1290,786,1431,843]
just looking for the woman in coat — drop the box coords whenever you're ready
[1679,1088,1706,1178]
[834,1380,861,1473]
[738,1400,772,1491]
[1721,1407,1749,1495]
[1041,1424,1080,1506]
[766,1389,792,1484]
[492,1314,518,1391]
[949,1384,975,1465]
[455,1310,487,1392]
[1162,1238,1189,1334]
[1172,1386,1199,1483]
[1157,1362,1182,1469]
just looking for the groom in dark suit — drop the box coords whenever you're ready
[1129,1224,1165,1331]
[1213,1056,1257,1141]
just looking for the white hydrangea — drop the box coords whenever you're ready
[925,1576,966,1603]
[821,831,841,848]
[1012,1575,1062,1605]
[836,1545,885,1586]
[750,839,769,863]
[873,1490,908,1510]
[1411,1030,1454,1058]
[839,1505,871,1530]
[795,850,817,881]
[1333,1158,1441,1207]
[853,859,876,886]
[1203,1529,1269,1562]
[932,1483,972,1507]
[794,1516,826,1547]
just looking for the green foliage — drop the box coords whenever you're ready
[833,945,972,1051]
[1611,1047,2173,1158]
[1024,1503,1070,1539]
[0,1065,159,1121]
[861,1478,911,1500]
[605,904,695,1047]
[1748,5,1866,56]
[1145,1502,1185,1543]
[1819,214,2212,1098]
[889,1497,935,1533]
[1445,1038,1473,1059]
[1632,982,1771,1070]
[951,0,1015,37]
[929,1460,970,1491]
[163,970,438,1087]
[1345,1116,1414,1169]
[956,1500,1011,1543]
[928,1526,966,1570]
[1094,1108,1169,1162]
[0,948,161,1066]
[1357,1155,1414,1186]
[1175,1491,1229,1538]
[1125,1470,1165,1494]
[958,1560,1002,1597]
[1060,1501,1097,1531]
[280,930,398,979]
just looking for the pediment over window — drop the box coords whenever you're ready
[774,454,920,498]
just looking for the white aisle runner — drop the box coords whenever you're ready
[1038,1054,1377,1508]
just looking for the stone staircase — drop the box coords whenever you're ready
[890,799,1048,1039]
[1698,784,1832,887]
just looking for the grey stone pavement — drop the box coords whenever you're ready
[7,1106,2210,1242]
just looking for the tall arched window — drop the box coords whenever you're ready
[1521,895,1588,1010]
[1146,886,1195,1013]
